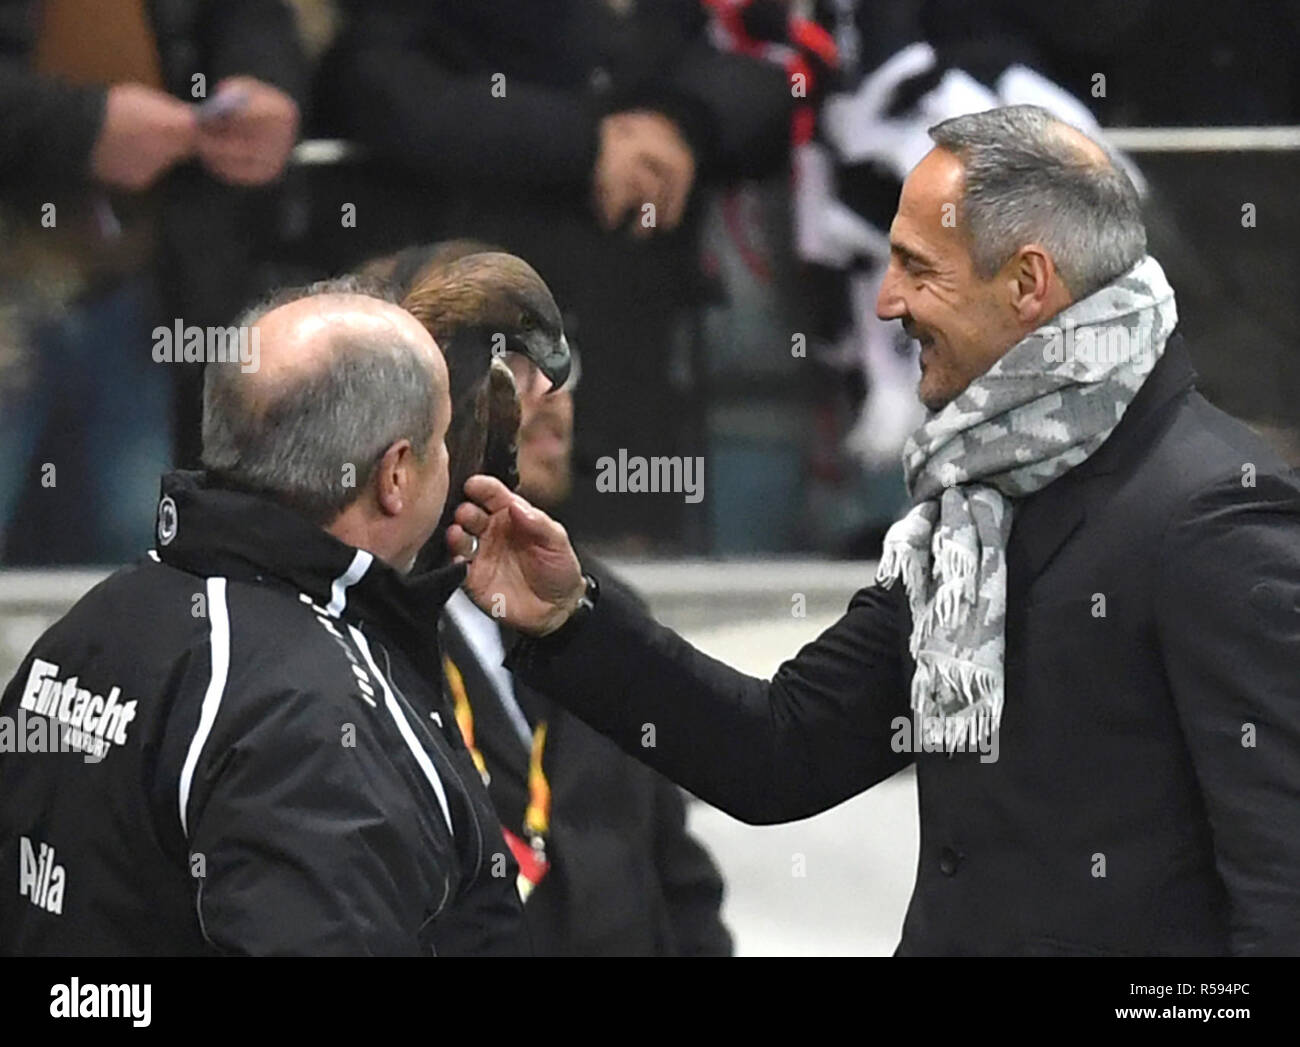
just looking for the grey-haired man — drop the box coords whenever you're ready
[450,106,1300,957]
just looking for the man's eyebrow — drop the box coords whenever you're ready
[890,240,935,267]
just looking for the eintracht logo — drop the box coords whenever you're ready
[18,659,138,762]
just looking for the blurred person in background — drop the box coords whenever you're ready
[313,0,793,549]
[0,0,304,564]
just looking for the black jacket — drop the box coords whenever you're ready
[508,335,1300,956]
[318,0,792,191]
[0,471,525,956]
[440,560,732,956]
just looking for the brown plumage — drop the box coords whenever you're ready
[363,241,571,567]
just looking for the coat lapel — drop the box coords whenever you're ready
[1008,483,1087,589]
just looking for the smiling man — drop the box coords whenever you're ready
[449,105,1300,956]
[882,116,1136,412]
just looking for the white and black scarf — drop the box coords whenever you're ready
[876,255,1178,750]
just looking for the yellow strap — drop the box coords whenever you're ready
[525,722,550,838]
[443,655,489,784]
[443,655,551,839]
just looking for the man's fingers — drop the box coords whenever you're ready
[507,497,566,549]
[453,501,491,535]
[463,473,517,513]
[662,158,693,229]
[445,523,477,562]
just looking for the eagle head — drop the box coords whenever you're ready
[369,241,571,569]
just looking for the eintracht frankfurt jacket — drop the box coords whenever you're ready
[0,470,526,956]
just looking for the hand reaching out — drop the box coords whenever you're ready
[448,475,586,636]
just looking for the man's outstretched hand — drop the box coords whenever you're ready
[448,475,586,636]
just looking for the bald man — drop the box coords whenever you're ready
[451,106,1300,956]
[0,277,528,956]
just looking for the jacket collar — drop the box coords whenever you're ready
[154,470,465,657]
[1010,331,1197,583]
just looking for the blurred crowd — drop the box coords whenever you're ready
[1,0,1298,566]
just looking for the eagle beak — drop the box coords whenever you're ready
[518,329,571,392]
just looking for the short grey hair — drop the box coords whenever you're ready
[201,276,441,525]
[928,105,1146,300]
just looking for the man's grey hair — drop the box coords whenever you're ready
[201,276,441,525]
[928,105,1146,300]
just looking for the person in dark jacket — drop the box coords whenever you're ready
[0,279,526,955]
[312,0,794,546]
[440,353,732,956]
[446,107,1300,956]
[0,0,304,564]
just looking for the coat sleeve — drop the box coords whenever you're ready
[318,0,599,187]
[0,61,105,184]
[651,779,733,956]
[198,0,309,105]
[181,683,451,956]
[507,582,913,825]
[1156,471,1300,956]
[654,37,793,180]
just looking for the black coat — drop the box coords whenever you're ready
[318,0,792,191]
[0,471,525,956]
[439,560,732,956]
[509,335,1300,956]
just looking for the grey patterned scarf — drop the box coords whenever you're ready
[876,255,1178,751]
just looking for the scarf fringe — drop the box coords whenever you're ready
[932,537,977,628]
[877,532,932,656]
[876,532,927,595]
[911,653,1003,752]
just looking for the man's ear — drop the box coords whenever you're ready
[374,438,415,518]
[1006,245,1059,326]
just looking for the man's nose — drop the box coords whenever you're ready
[876,266,906,321]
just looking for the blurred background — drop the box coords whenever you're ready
[1,0,1296,568]
[1,0,1297,953]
